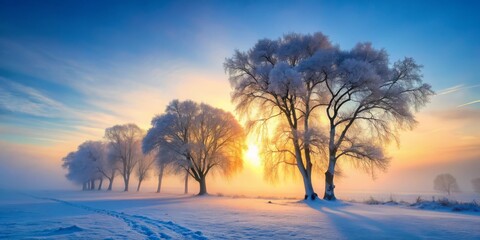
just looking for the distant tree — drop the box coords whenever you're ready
[155,153,167,193]
[82,141,107,190]
[225,32,433,200]
[62,141,104,190]
[434,173,460,195]
[105,124,144,191]
[153,147,177,193]
[472,178,480,194]
[102,144,120,191]
[136,147,155,192]
[143,100,245,195]
[63,151,89,190]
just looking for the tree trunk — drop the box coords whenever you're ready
[302,175,316,200]
[91,180,95,190]
[184,171,189,194]
[323,158,336,200]
[304,149,316,200]
[157,167,164,193]
[293,139,316,200]
[123,174,129,191]
[198,177,207,195]
[303,109,317,200]
[82,182,87,191]
[98,179,103,190]
[107,172,115,191]
[137,179,142,192]
[324,125,337,201]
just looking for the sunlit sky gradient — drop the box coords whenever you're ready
[0,0,479,195]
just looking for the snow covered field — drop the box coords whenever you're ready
[1,190,479,239]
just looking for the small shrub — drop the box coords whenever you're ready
[437,197,452,207]
[365,196,381,205]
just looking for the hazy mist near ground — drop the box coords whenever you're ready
[1,138,478,200]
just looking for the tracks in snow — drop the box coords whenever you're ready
[32,195,207,240]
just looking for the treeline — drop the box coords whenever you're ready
[62,100,245,195]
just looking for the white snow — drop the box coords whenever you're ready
[1,190,479,239]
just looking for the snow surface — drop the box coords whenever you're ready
[1,190,479,239]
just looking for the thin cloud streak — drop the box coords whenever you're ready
[436,83,480,96]
[457,99,480,108]
[0,38,234,146]
[0,78,68,118]
[436,84,465,95]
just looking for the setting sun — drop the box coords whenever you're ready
[244,144,261,168]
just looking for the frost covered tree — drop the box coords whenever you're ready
[62,141,105,190]
[136,148,155,192]
[153,147,178,193]
[309,43,433,200]
[155,153,167,193]
[82,141,107,190]
[472,178,480,194]
[63,151,90,190]
[225,33,332,200]
[434,173,460,195]
[143,100,245,195]
[105,124,144,191]
[225,32,433,201]
[80,140,120,191]
[102,144,119,191]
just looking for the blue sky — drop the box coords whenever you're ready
[0,0,479,190]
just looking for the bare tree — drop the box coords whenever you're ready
[224,33,332,200]
[434,173,460,195]
[143,100,245,195]
[105,123,144,191]
[472,178,480,194]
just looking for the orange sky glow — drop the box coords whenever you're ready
[1,76,478,197]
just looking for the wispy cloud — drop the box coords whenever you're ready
[457,99,480,108]
[436,84,465,95]
[0,77,68,118]
[0,36,235,146]
[436,84,480,95]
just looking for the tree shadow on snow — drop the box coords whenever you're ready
[305,200,421,239]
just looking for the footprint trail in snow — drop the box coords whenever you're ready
[30,195,207,240]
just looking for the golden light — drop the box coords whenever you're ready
[244,143,261,168]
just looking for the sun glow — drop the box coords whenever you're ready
[244,144,261,168]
